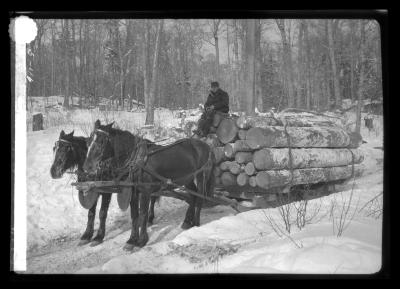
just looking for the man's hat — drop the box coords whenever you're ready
[210,81,219,88]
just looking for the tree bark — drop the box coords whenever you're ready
[327,20,341,108]
[253,148,364,170]
[355,20,366,134]
[255,164,363,190]
[244,19,256,115]
[245,126,356,149]
[276,20,295,108]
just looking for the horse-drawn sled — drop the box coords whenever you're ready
[52,110,364,249]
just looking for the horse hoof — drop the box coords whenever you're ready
[90,240,103,247]
[181,222,193,230]
[78,239,91,246]
[123,243,135,251]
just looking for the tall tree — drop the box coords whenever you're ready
[327,19,341,108]
[355,20,366,134]
[244,19,256,115]
[276,19,295,108]
[145,20,164,125]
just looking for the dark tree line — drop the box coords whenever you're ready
[28,19,382,118]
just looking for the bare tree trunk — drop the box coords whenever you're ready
[145,20,163,125]
[327,20,341,109]
[213,20,221,81]
[355,20,366,134]
[244,19,256,115]
[276,20,295,108]
[233,20,240,111]
[143,20,150,121]
[349,20,356,102]
[304,20,312,109]
[255,20,263,112]
[63,19,70,109]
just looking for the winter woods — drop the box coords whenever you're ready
[27,19,381,128]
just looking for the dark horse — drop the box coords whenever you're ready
[50,129,159,247]
[83,120,215,250]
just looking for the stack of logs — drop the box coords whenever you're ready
[202,111,364,195]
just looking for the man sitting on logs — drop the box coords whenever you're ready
[194,81,230,137]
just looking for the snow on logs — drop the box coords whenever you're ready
[206,112,364,193]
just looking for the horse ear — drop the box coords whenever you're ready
[94,119,101,128]
[106,121,115,129]
[60,130,65,137]
[69,130,74,137]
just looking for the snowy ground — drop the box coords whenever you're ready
[24,108,383,274]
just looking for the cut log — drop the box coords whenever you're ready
[237,172,249,186]
[220,171,237,186]
[255,164,364,190]
[228,161,242,175]
[224,140,253,158]
[213,166,222,177]
[249,176,257,187]
[253,148,364,170]
[205,134,221,148]
[244,162,256,176]
[213,146,227,163]
[238,129,247,140]
[236,115,279,129]
[235,151,253,164]
[216,117,239,144]
[246,126,354,149]
[220,161,232,171]
[277,111,343,127]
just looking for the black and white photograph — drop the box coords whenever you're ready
[10,11,387,275]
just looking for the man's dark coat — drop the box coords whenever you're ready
[204,88,229,113]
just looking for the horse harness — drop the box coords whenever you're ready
[93,129,213,196]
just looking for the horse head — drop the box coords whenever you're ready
[50,130,78,179]
[83,119,115,174]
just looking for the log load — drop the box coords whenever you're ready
[245,126,359,149]
[216,117,239,144]
[255,164,364,190]
[224,140,253,158]
[253,148,364,170]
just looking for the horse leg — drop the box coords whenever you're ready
[181,182,196,230]
[124,189,139,251]
[79,194,98,246]
[148,196,158,225]
[137,191,151,247]
[91,193,112,246]
[193,176,205,227]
